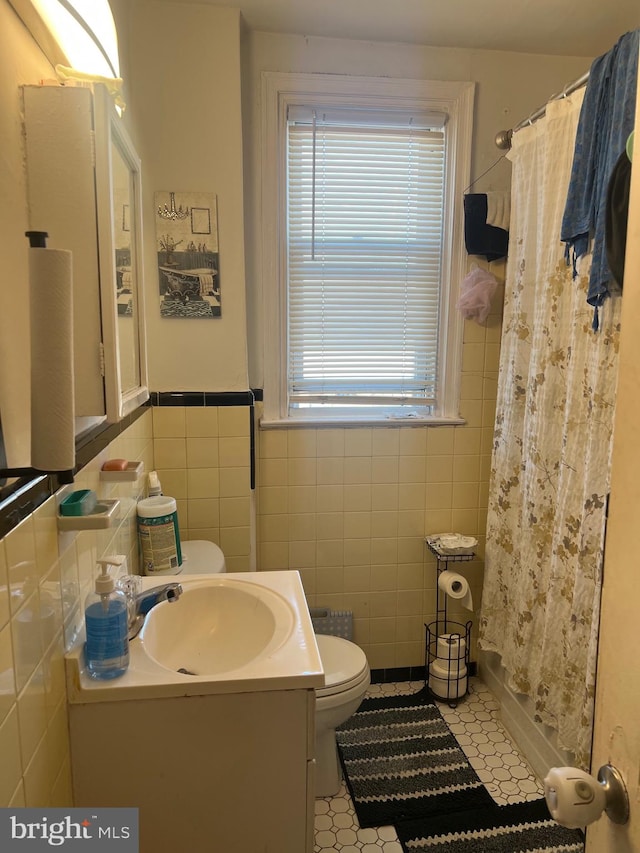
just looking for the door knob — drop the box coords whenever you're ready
[544,764,629,829]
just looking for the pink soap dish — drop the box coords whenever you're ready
[100,461,144,482]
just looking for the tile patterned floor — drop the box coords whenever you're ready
[314,677,544,852]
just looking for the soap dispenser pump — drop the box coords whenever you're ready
[84,558,130,680]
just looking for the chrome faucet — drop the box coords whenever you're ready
[126,582,183,639]
[135,582,183,615]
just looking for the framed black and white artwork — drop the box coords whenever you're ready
[154,190,221,318]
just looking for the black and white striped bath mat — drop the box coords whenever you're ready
[336,688,583,852]
[336,688,494,827]
[396,798,584,852]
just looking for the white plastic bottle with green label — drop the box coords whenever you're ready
[84,560,129,679]
[137,494,182,575]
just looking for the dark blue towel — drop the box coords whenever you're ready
[561,29,639,329]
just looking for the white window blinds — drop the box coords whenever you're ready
[286,106,447,414]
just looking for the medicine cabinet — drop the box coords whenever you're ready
[23,83,148,424]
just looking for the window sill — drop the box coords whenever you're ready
[259,416,466,429]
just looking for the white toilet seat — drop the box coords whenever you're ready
[316,668,371,712]
[315,634,369,698]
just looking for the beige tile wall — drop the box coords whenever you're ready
[0,267,503,806]
[256,262,504,670]
[0,411,153,808]
[152,405,252,572]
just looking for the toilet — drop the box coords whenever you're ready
[174,541,370,797]
[177,540,226,574]
[314,633,370,797]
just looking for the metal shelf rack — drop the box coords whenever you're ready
[424,539,474,706]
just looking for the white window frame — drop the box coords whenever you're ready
[260,71,475,427]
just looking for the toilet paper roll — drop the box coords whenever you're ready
[437,570,473,610]
[29,247,75,472]
[428,670,468,700]
[436,633,467,660]
[430,658,467,679]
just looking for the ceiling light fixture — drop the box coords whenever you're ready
[9,0,120,82]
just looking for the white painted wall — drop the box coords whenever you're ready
[127,1,250,393]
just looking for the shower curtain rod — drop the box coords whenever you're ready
[494,70,590,150]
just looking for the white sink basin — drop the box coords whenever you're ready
[139,578,295,676]
[65,571,324,703]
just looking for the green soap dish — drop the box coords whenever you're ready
[59,489,98,517]
[57,499,119,530]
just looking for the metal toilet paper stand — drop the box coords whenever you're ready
[424,538,474,706]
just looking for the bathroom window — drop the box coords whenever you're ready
[261,73,474,425]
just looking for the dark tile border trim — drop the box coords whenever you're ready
[250,406,256,490]
[74,404,150,470]
[370,665,427,684]
[370,660,477,685]
[0,403,150,539]
[0,475,54,540]
[151,389,263,406]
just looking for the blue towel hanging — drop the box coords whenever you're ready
[561,29,639,330]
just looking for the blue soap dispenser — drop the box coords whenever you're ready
[84,558,130,679]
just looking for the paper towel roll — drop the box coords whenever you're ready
[29,246,75,472]
[437,570,473,610]
[436,633,467,660]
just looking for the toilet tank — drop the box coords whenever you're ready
[179,540,226,574]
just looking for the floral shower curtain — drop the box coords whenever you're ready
[479,89,621,769]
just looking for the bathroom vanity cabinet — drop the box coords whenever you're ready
[66,571,323,852]
[68,687,316,853]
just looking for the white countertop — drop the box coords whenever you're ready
[65,570,324,704]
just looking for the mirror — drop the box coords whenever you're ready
[94,85,149,421]
[111,135,140,397]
